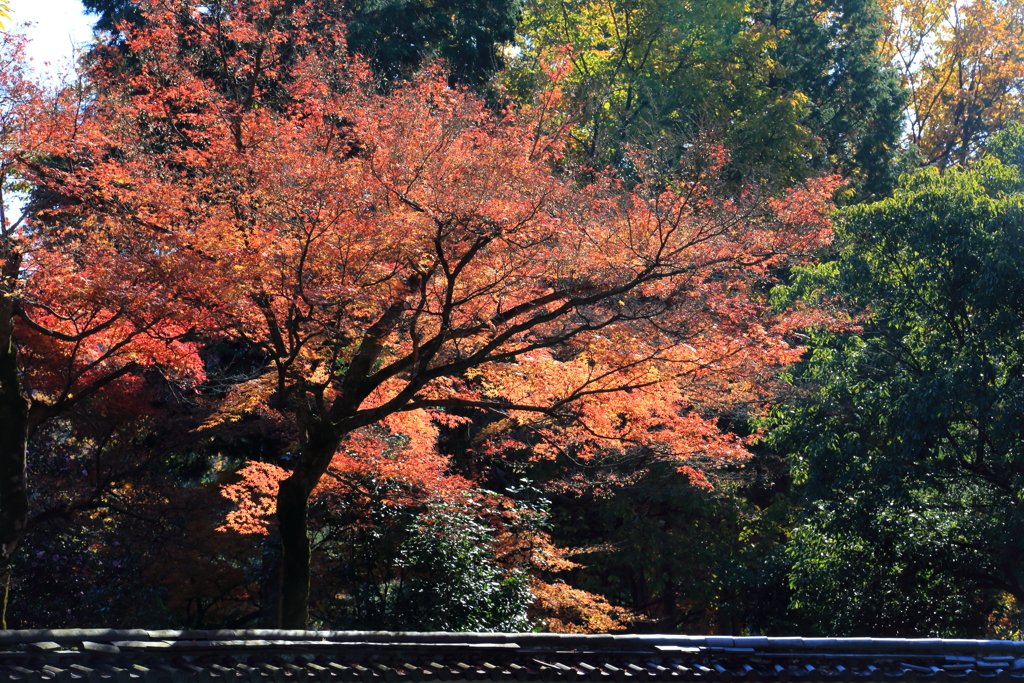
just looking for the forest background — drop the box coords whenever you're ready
[1,0,1023,637]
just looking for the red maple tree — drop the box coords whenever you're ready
[27,0,841,627]
[0,30,209,625]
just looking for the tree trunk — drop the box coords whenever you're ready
[275,424,344,628]
[0,332,29,629]
[276,473,313,628]
[273,300,408,627]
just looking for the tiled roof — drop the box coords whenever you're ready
[1,630,1023,682]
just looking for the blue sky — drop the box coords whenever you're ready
[7,0,93,75]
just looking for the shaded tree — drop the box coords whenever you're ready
[0,31,204,627]
[766,136,1024,635]
[83,0,520,87]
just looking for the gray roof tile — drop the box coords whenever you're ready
[3,631,1024,682]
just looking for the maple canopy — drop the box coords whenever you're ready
[10,0,841,627]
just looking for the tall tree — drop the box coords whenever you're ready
[752,0,907,195]
[341,0,521,86]
[51,0,841,627]
[881,0,1024,168]
[766,139,1024,635]
[0,31,204,626]
[83,0,520,87]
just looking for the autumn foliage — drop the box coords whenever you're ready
[0,29,208,628]
[0,0,844,629]
[882,0,1024,166]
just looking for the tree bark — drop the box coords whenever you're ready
[0,326,29,629]
[276,474,312,628]
[276,423,345,628]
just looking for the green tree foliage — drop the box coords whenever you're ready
[987,121,1024,169]
[342,0,521,86]
[509,0,905,193]
[766,138,1024,635]
[754,0,907,195]
[82,0,520,86]
[327,503,533,632]
[81,0,143,40]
